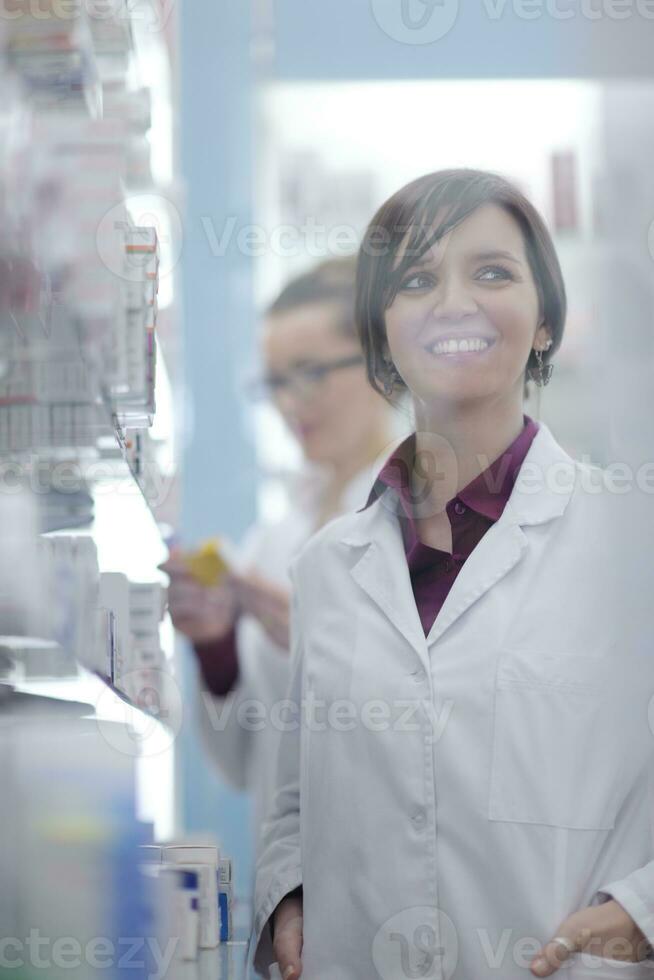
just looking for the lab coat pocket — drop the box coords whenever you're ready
[568,952,654,978]
[488,650,620,830]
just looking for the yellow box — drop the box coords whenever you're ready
[183,538,230,587]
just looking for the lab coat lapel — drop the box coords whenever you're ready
[426,421,577,646]
[425,519,529,645]
[341,488,429,666]
[341,421,577,657]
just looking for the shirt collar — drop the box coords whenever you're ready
[359,414,540,524]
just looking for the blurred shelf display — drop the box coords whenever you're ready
[0,468,176,736]
[0,711,248,977]
[0,0,178,701]
[3,0,103,116]
[0,1,194,973]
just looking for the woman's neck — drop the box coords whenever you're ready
[412,395,526,513]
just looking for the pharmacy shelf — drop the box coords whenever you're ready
[1,623,178,743]
[0,386,173,538]
[7,661,164,726]
[0,445,175,723]
[0,0,186,948]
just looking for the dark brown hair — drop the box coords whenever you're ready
[266,256,358,338]
[355,168,567,399]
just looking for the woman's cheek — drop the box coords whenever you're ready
[386,305,425,365]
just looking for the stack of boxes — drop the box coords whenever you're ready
[139,841,234,957]
[98,573,170,714]
[3,0,102,116]
[0,121,161,455]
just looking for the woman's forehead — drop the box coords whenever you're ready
[391,203,526,270]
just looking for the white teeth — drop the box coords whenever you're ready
[429,337,491,355]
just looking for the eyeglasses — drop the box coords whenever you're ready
[247,352,365,402]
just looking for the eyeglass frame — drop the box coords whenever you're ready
[247,352,365,402]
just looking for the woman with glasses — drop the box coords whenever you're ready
[163,257,394,861]
[252,171,654,979]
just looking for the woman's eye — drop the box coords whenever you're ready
[400,266,514,291]
[400,272,433,290]
[477,265,514,282]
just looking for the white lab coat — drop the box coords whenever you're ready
[251,421,654,979]
[195,464,378,856]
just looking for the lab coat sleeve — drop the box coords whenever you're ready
[592,860,654,955]
[250,563,304,977]
[194,522,270,792]
[195,645,256,791]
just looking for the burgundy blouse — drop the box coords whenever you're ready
[359,415,539,635]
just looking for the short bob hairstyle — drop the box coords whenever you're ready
[355,168,567,400]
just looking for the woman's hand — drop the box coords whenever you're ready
[159,556,238,644]
[231,570,290,649]
[530,898,651,976]
[272,893,303,979]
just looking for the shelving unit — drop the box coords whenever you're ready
[0,0,179,786]
[0,2,226,976]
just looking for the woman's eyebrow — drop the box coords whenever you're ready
[399,247,523,272]
[470,249,522,265]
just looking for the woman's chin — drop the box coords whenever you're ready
[414,376,500,406]
[299,437,330,463]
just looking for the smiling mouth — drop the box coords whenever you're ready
[424,337,497,357]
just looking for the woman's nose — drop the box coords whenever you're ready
[430,276,478,320]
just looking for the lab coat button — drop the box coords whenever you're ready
[411,668,426,684]
[411,807,426,828]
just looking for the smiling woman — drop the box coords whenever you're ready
[252,169,654,980]
[355,168,566,402]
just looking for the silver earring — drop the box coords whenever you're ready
[381,358,400,396]
[528,339,553,387]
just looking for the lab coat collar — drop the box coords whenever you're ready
[339,422,577,658]
[341,421,575,544]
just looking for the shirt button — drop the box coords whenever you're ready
[442,558,453,573]
[453,500,466,516]
[411,807,427,829]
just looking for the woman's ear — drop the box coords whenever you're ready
[534,323,552,351]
